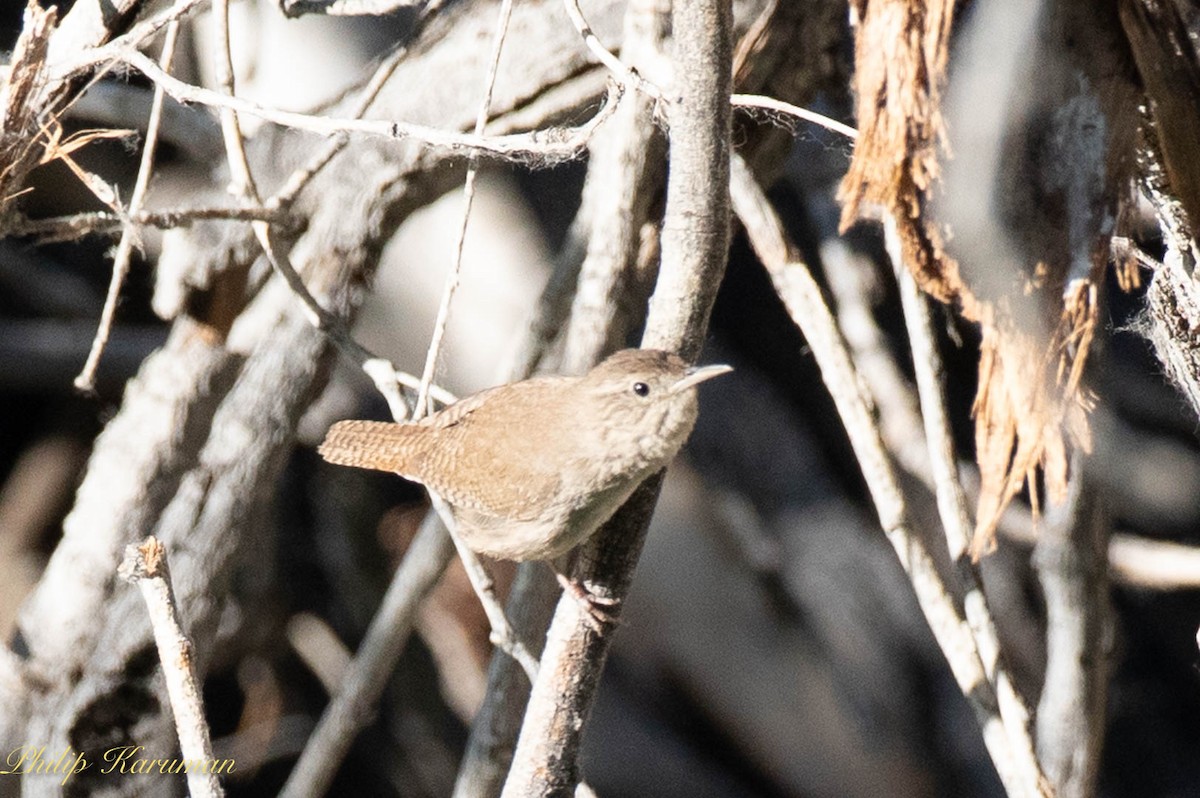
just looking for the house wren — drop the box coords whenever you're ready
[318,348,731,561]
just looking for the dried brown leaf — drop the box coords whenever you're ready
[969,285,1100,557]
[39,125,137,163]
[838,0,967,306]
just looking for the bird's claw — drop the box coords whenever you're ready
[555,573,621,631]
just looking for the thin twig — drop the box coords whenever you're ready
[562,0,664,102]
[74,22,180,392]
[429,494,540,680]
[9,205,285,240]
[558,33,665,370]
[888,220,1048,794]
[727,152,1046,797]
[416,0,517,417]
[210,0,259,201]
[555,6,855,144]
[821,238,933,479]
[110,48,620,164]
[731,93,859,140]
[119,537,224,798]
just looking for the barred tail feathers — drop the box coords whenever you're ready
[317,419,422,473]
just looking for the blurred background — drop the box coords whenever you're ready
[2,1,1200,796]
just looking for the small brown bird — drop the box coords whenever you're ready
[318,348,731,561]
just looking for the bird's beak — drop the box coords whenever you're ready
[670,363,733,393]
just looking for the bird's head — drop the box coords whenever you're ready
[578,348,732,470]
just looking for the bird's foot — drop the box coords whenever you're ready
[555,572,621,632]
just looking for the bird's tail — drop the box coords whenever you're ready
[317,420,420,473]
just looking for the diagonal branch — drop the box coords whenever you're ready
[888,218,1047,795]
[728,152,1048,798]
[278,512,457,798]
[416,0,518,416]
[74,20,180,391]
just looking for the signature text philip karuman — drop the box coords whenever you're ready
[1,745,235,785]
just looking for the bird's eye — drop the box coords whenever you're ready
[632,382,650,397]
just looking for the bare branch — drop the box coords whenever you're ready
[561,0,665,103]
[561,22,667,371]
[110,48,621,165]
[8,206,286,241]
[821,238,933,480]
[889,219,1047,794]
[1107,535,1200,588]
[285,613,352,695]
[279,0,427,17]
[119,536,224,798]
[731,93,858,139]
[209,0,259,202]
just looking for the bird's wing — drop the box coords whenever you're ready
[319,378,570,521]
[415,381,568,521]
[316,383,527,473]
